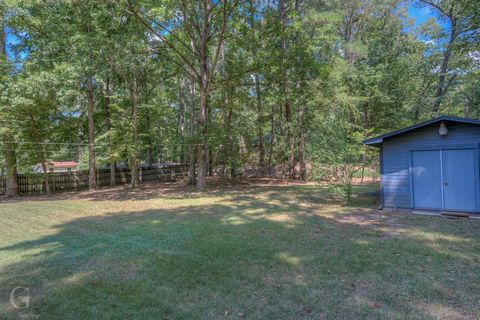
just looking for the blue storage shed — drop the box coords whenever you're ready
[364,116,480,213]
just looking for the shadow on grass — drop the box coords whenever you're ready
[0,177,380,206]
[0,185,479,319]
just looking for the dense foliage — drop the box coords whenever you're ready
[0,0,479,193]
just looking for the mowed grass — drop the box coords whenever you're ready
[0,180,479,319]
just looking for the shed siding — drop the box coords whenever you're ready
[382,123,480,209]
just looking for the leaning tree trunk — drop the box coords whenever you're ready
[86,76,97,190]
[432,16,457,114]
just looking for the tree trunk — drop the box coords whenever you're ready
[1,9,18,197]
[75,96,84,163]
[294,0,305,180]
[464,95,470,118]
[279,0,295,179]
[196,17,209,191]
[413,80,433,120]
[432,17,457,114]
[86,76,97,190]
[188,80,196,185]
[144,110,154,167]
[208,147,213,176]
[239,135,247,157]
[268,104,275,176]
[40,158,51,195]
[4,143,18,197]
[188,151,196,185]
[298,104,306,180]
[29,114,51,194]
[130,75,139,188]
[197,84,208,190]
[102,78,116,186]
[146,146,153,168]
[254,74,265,176]
[286,84,295,176]
[223,107,233,177]
[176,79,187,164]
[248,4,265,177]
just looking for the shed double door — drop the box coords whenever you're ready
[412,149,477,212]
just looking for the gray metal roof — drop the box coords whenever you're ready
[363,115,480,146]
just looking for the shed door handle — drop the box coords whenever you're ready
[444,182,448,186]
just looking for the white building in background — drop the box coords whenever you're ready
[34,161,78,173]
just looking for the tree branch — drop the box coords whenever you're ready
[126,1,200,80]
[419,0,449,18]
[208,0,238,88]
[443,72,458,94]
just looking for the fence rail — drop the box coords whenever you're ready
[0,164,188,196]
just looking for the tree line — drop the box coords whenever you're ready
[0,0,478,196]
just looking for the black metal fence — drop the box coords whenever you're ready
[0,164,188,196]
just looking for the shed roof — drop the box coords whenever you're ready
[363,115,480,147]
[48,161,78,168]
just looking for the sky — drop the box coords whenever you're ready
[5,26,21,59]
[406,1,451,32]
[408,3,436,26]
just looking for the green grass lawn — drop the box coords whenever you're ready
[1,179,479,319]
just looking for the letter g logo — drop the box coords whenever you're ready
[10,287,31,309]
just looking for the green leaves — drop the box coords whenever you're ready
[0,0,478,182]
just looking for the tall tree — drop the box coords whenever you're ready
[0,2,18,197]
[420,0,479,114]
[85,76,97,189]
[128,0,238,190]
[101,77,117,186]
